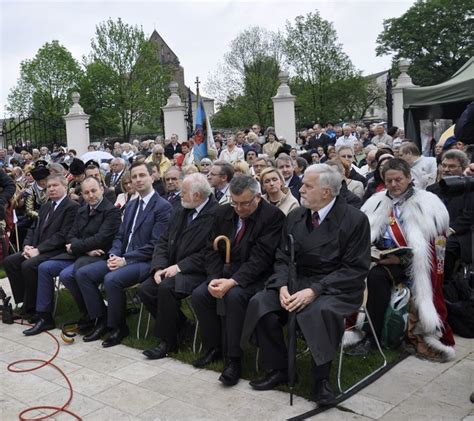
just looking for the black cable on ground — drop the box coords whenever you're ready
[287,351,410,421]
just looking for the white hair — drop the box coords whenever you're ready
[184,172,212,198]
[305,164,342,197]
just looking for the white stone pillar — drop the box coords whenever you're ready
[63,92,90,156]
[392,59,417,130]
[162,82,187,142]
[272,71,297,147]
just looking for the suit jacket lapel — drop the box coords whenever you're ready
[296,199,346,251]
[133,193,157,232]
[42,199,64,232]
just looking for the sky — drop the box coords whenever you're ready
[0,0,416,113]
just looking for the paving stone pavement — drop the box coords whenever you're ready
[1,279,472,420]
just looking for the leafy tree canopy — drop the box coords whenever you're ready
[85,18,171,141]
[376,0,474,86]
[7,40,83,120]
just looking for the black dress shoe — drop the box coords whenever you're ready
[143,342,177,360]
[345,337,374,357]
[23,318,55,336]
[102,325,129,348]
[250,369,288,391]
[83,320,108,342]
[315,379,336,407]
[77,318,96,335]
[218,358,241,386]
[192,348,222,368]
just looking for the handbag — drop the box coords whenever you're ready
[381,285,410,349]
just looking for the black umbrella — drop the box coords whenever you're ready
[213,235,231,358]
[287,234,297,405]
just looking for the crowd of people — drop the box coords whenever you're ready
[0,119,472,406]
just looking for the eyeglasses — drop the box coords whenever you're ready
[230,196,257,208]
[340,154,353,159]
[165,177,178,181]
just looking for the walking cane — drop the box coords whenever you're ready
[287,234,297,406]
[213,235,231,358]
[60,322,79,344]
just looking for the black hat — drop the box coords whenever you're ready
[34,159,49,168]
[31,166,50,181]
[60,162,69,171]
[69,158,85,176]
[84,159,100,169]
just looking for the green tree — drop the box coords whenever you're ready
[85,18,171,141]
[207,26,283,128]
[376,0,474,86]
[7,40,83,120]
[284,11,360,124]
[78,61,121,138]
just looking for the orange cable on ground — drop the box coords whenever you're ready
[7,321,82,420]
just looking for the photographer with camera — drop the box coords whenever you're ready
[427,150,473,281]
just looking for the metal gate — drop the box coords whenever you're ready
[0,114,66,150]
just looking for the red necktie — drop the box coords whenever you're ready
[234,218,247,244]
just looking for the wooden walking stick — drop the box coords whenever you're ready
[213,235,231,358]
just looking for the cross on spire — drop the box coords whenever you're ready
[195,77,201,96]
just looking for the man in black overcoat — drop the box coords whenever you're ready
[23,176,122,335]
[191,175,285,386]
[242,163,370,406]
[3,175,79,317]
[427,149,474,279]
[138,173,218,359]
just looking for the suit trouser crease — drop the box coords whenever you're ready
[138,276,187,346]
[192,282,254,359]
[256,309,334,379]
[36,260,73,313]
[4,252,49,312]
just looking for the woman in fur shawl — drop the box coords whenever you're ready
[353,158,455,361]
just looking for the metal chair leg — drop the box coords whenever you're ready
[337,305,387,394]
[137,303,144,340]
[53,277,60,316]
[184,298,202,353]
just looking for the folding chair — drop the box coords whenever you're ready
[183,296,201,354]
[336,288,387,394]
[53,276,61,316]
[125,284,151,340]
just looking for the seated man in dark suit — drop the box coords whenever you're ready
[23,177,122,335]
[243,164,370,406]
[3,175,79,319]
[276,154,302,202]
[164,133,182,160]
[84,160,117,204]
[138,173,218,359]
[164,166,182,208]
[305,124,330,153]
[105,157,126,196]
[191,175,285,386]
[70,162,172,347]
